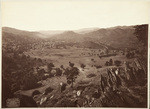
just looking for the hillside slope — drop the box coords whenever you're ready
[2,25,140,50]
[2,27,44,53]
[47,26,139,49]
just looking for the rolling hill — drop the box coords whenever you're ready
[2,25,141,50]
[2,27,44,53]
[83,26,138,49]
[46,26,139,49]
[2,27,43,41]
[39,27,99,38]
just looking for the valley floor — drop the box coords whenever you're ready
[18,48,147,107]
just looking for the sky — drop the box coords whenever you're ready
[1,0,150,31]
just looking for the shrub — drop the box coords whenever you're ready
[95,65,102,69]
[47,63,55,72]
[42,75,48,80]
[109,59,113,66]
[114,60,122,66]
[55,68,62,76]
[69,62,74,67]
[81,64,86,69]
[105,61,109,66]
[32,90,41,97]
[65,66,79,88]
[60,65,64,69]
[86,73,96,78]
[44,87,54,95]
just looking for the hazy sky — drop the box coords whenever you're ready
[1,0,150,31]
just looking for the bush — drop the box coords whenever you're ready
[22,73,40,90]
[81,64,86,69]
[114,60,122,66]
[32,90,41,97]
[69,62,74,67]
[65,66,79,88]
[37,58,42,63]
[60,65,64,69]
[109,59,113,66]
[95,65,102,69]
[105,61,109,66]
[38,69,46,75]
[87,73,96,78]
[49,73,54,78]
[47,63,55,72]
[55,68,62,76]
[42,75,48,80]
[44,87,54,95]
[126,51,135,59]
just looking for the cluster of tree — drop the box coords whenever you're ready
[64,62,80,88]
[34,63,64,81]
[134,24,148,46]
[126,51,135,59]
[2,51,46,107]
[105,59,113,66]
[114,60,122,66]
[80,64,86,69]
[134,24,148,74]
[105,59,122,67]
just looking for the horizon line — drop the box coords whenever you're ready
[2,24,148,32]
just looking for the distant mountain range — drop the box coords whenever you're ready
[44,26,138,49]
[39,27,100,37]
[2,25,141,50]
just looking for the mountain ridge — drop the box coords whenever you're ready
[2,25,142,50]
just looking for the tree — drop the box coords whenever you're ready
[60,65,64,69]
[55,68,62,76]
[114,60,121,66]
[47,63,55,72]
[2,78,13,107]
[109,59,113,66]
[69,62,74,67]
[81,64,86,69]
[105,61,109,66]
[37,58,42,63]
[22,71,39,90]
[65,67,79,88]
[37,69,45,76]
[126,51,135,59]
[134,24,148,46]
[134,24,148,74]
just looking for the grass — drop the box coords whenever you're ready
[21,47,145,107]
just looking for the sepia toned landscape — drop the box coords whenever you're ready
[2,24,148,108]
